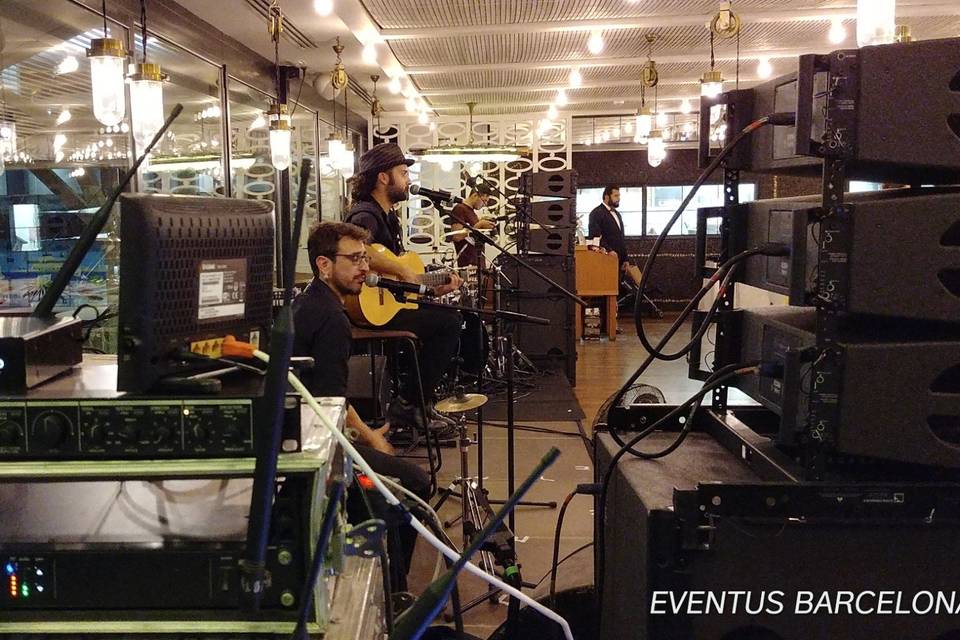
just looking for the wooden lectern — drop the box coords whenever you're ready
[574,245,619,341]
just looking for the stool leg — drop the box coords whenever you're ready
[403,336,441,497]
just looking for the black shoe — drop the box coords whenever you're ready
[387,398,451,435]
[427,404,457,427]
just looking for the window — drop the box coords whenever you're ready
[649,183,756,236]
[576,186,642,237]
[575,183,755,238]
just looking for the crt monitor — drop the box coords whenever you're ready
[117,194,275,393]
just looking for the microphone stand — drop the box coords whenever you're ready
[240,159,313,611]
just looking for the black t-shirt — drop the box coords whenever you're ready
[345,199,403,255]
[291,278,352,397]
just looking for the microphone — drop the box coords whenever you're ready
[410,184,465,205]
[365,272,434,296]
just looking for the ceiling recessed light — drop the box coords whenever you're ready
[587,31,604,55]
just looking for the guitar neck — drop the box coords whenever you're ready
[421,270,451,287]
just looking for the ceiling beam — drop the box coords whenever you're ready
[404,46,815,75]
[378,3,960,40]
[419,89,750,112]
[419,74,767,97]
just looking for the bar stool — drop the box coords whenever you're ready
[350,327,442,496]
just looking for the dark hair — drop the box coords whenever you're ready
[602,185,620,200]
[307,221,370,277]
[348,170,379,204]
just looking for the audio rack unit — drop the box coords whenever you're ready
[0,417,345,630]
[0,360,332,461]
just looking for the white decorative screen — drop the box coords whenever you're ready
[369,113,572,265]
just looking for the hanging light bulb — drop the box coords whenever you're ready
[327,135,345,160]
[556,89,568,106]
[700,70,724,98]
[388,76,402,94]
[362,42,378,65]
[87,35,127,127]
[128,1,169,154]
[647,129,666,167]
[679,98,692,114]
[338,141,355,177]
[635,105,653,141]
[314,0,333,16]
[547,104,559,120]
[405,96,418,113]
[828,18,847,44]
[268,102,291,171]
[55,109,72,126]
[756,57,773,79]
[128,63,167,153]
[857,0,896,47]
[569,68,583,88]
[587,30,604,55]
[417,110,429,125]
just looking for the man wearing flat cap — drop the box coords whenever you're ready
[345,142,462,434]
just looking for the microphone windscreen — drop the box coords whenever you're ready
[364,272,379,287]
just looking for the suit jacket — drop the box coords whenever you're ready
[588,203,627,264]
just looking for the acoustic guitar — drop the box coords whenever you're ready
[344,243,451,326]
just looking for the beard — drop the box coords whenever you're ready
[386,176,408,204]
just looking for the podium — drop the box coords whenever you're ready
[574,245,619,341]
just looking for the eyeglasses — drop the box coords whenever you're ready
[332,252,371,265]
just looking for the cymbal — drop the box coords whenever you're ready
[443,229,493,239]
[435,393,489,413]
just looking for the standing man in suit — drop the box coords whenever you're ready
[588,186,643,287]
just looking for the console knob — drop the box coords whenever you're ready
[153,425,173,445]
[191,424,210,443]
[118,424,139,443]
[34,412,71,448]
[0,421,21,446]
[87,424,107,445]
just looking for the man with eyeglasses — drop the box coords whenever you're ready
[345,142,463,434]
[293,220,430,591]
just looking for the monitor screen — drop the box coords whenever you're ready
[117,194,274,393]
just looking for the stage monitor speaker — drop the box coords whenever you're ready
[502,293,576,384]
[732,306,960,468]
[522,170,577,198]
[596,432,960,640]
[496,253,574,296]
[530,199,575,227]
[726,187,960,323]
[527,227,573,255]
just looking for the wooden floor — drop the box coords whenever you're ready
[405,315,707,637]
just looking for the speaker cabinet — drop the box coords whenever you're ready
[523,170,578,198]
[733,306,960,467]
[597,432,960,640]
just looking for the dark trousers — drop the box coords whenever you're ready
[348,444,431,592]
[384,306,462,401]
